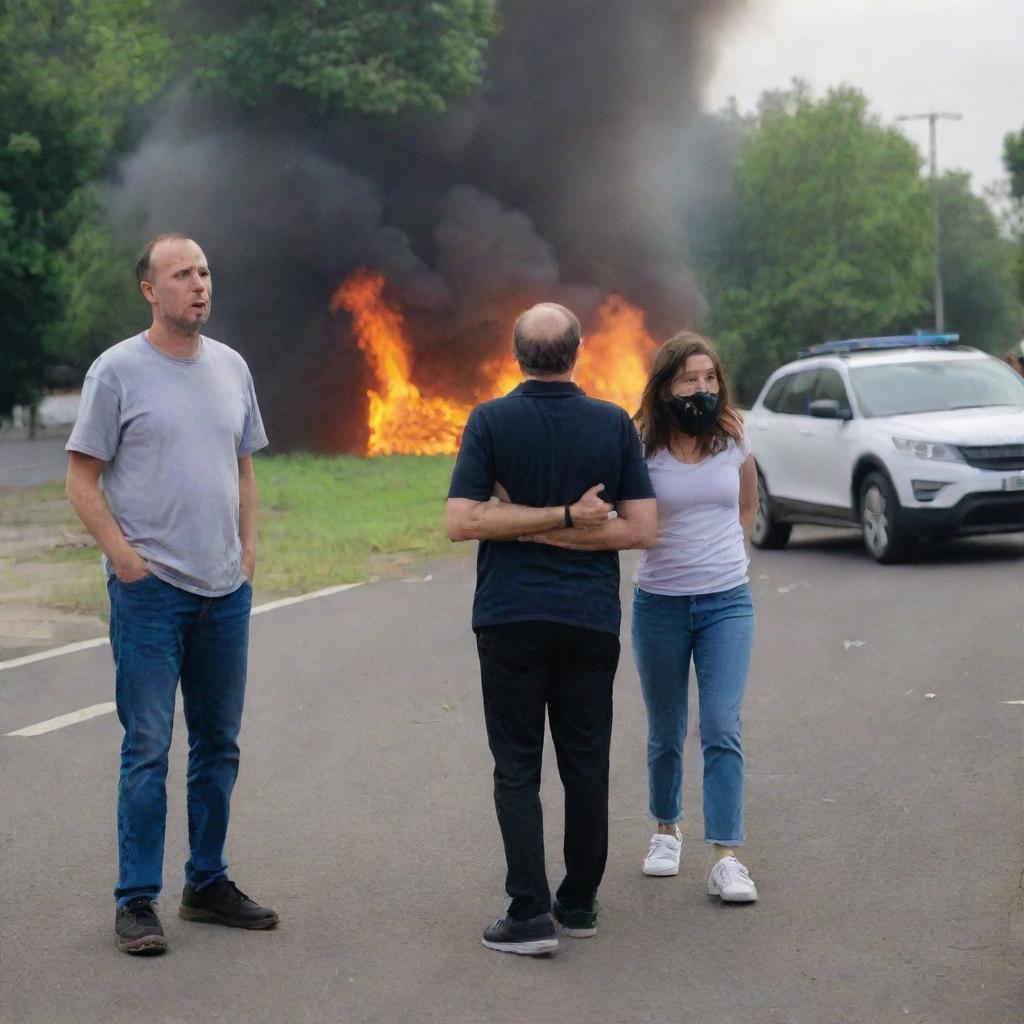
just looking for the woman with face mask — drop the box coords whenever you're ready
[631,331,760,902]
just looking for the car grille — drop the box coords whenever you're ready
[959,444,1024,470]
[960,496,1024,528]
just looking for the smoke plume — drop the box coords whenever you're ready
[110,1,748,450]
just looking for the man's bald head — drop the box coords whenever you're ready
[512,303,582,378]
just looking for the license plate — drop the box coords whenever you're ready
[1004,475,1024,491]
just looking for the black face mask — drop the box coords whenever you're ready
[668,391,720,436]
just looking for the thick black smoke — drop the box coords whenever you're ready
[110,1,748,450]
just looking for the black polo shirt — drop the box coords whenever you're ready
[447,380,654,636]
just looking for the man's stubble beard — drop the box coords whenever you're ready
[165,308,211,336]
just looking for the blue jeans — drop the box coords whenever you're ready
[631,583,754,845]
[107,573,252,906]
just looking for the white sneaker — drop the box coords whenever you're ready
[642,829,682,876]
[707,856,758,902]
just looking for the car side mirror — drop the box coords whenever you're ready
[808,399,852,421]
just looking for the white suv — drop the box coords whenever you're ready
[745,336,1024,562]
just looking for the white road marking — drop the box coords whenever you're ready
[249,582,361,617]
[1002,700,1024,705]
[0,637,111,673]
[2,582,366,737]
[6,702,116,737]
[0,582,365,674]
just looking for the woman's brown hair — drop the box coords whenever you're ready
[635,331,737,459]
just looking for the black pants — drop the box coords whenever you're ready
[476,620,620,920]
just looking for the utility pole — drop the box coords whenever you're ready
[896,111,962,333]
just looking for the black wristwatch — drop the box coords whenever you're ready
[563,505,574,528]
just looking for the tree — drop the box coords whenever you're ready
[1005,127,1024,200]
[699,87,933,401]
[934,172,1021,353]
[0,0,172,416]
[193,0,497,114]
[1003,127,1024,309]
[49,191,149,369]
[54,0,498,372]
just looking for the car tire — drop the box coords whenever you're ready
[859,471,913,564]
[751,472,792,550]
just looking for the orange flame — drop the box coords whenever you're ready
[575,295,658,414]
[330,269,472,456]
[332,268,658,456]
[477,296,657,413]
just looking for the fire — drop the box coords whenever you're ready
[330,270,472,456]
[332,268,658,456]
[576,296,657,412]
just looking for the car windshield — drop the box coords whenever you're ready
[848,358,1024,417]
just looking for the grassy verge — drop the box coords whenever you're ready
[0,454,461,622]
[254,454,459,591]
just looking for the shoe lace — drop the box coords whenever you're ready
[220,880,249,902]
[124,897,159,924]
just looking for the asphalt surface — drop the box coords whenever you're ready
[1,532,1022,1024]
[0,433,71,487]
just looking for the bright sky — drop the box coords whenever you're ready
[705,0,1024,192]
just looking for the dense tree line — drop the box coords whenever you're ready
[1,4,1021,416]
[0,0,496,417]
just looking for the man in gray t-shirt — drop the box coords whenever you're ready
[66,234,278,955]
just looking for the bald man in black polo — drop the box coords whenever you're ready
[446,302,657,956]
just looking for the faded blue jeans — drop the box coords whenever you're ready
[107,573,252,906]
[631,583,754,846]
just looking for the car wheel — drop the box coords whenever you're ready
[859,471,912,564]
[751,472,792,550]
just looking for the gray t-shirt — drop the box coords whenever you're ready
[67,333,268,596]
[636,437,752,597]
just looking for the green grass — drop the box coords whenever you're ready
[1,455,462,621]
[251,453,458,592]
[42,543,103,564]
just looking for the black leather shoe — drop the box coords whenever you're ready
[115,897,167,955]
[178,878,279,929]
[481,912,558,955]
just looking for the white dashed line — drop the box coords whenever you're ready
[249,583,362,616]
[0,637,111,674]
[6,702,117,737]
[0,582,365,674]
[1,582,365,736]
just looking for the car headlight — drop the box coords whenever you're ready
[891,437,964,462]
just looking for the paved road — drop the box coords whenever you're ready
[0,433,71,487]
[1,534,1022,1024]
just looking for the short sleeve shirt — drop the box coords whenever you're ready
[447,380,654,635]
[636,437,752,596]
[66,333,268,596]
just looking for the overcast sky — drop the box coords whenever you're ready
[705,0,1023,193]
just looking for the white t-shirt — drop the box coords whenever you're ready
[636,437,752,597]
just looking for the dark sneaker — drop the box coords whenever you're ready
[553,899,599,938]
[482,912,558,956]
[178,878,279,929]
[115,897,167,955]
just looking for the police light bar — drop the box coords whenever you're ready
[799,333,960,357]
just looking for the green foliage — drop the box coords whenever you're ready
[194,0,497,114]
[1,0,497,414]
[0,0,174,415]
[700,87,933,400]
[1005,127,1024,200]
[935,172,1022,353]
[51,191,148,367]
[1002,128,1024,305]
